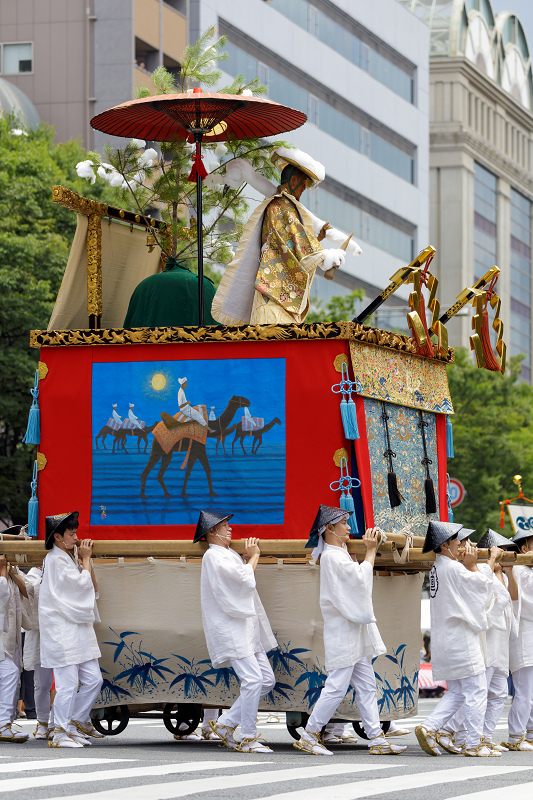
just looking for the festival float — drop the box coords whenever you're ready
[1,87,513,741]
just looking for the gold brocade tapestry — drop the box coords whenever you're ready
[349,341,454,414]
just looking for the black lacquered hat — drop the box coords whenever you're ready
[45,512,79,550]
[458,527,475,542]
[477,528,511,549]
[305,505,351,548]
[194,510,234,543]
[422,520,463,554]
[511,529,533,549]
[1,525,22,537]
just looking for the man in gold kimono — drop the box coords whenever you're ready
[212,148,350,326]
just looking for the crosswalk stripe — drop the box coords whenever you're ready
[0,759,266,793]
[0,758,132,773]
[442,782,533,800]
[260,765,533,800]
[38,763,404,800]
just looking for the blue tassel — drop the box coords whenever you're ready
[446,415,454,459]
[27,461,38,538]
[341,491,359,536]
[22,370,40,445]
[333,363,360,441]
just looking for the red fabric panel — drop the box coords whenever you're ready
[38,339,350,542]
[435,412,449,522]
[353,394,374,528]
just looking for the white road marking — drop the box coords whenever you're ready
[39,764,403,800]
[0,758,131,772]
[444,782,533,800]
[261,765,533,799]
[0,759,266,792]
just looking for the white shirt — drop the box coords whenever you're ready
[0,576,10,661]
[0,574,24,664]
[39,546,101,668]
[479,564,515,674]
[21,567,43,670]
[509,565,533,673]
[319,543,386,672]
[112,408,122,425]
[429,555,490,681]
[201,544,277,668]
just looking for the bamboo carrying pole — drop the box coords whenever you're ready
[2,538,532,569]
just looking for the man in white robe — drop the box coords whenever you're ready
[39,512,104,748]
[112,404,122,426]
[196,510,277,753]
[22,565,55,740]
[295,505,406,756]
[415,521,498,758]
[437,528,512,754]
[503,529,533,750]
[177,378,207,426]
[127,403,143,429]
[0,545,29,743]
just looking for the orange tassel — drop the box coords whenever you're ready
[414,292,435,358]
[480,308,501,371]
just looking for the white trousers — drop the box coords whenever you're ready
[307,658,382,742]
[424,673,487,749]
[34,664,55,725]
[181,404,207,426]
[218,651,275,738]
[202,708,219,726]
[52,659,103,732]
[0,649,20,727]
[445,667,508,743]
[508,665,533,738]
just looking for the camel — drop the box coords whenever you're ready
[95,423,158,454]
[140,395,250,498]
[224,417,282,456]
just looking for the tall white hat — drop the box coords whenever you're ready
[178,377,187,385]
[271,146,325,188]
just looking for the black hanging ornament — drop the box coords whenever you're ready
[418,411,437,515]
[381,402,402,508]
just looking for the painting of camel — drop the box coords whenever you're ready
[90,358,285,527]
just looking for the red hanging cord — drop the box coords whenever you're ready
[188,142,207,182]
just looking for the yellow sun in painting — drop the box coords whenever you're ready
[151,373,166,391]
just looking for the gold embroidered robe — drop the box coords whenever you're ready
[211,191,326,326]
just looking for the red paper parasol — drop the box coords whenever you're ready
[91,89,307,324]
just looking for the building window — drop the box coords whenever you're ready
[266,0,415,103]
[510,188,531,381]
[224,38,416,184]
[473,162,497,283]
[2,42,33,74]
[316,185,415,262]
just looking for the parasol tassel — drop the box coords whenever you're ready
[27,461,38,539]
[387,471,402,508]
[424,477,437,515]
[188,151,208,183]
[22,370,40,445]
[446,415,454,459]
[480,308,501,371]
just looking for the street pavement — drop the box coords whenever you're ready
[2,698,533,800]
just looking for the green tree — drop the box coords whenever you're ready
[0,117,117,526]
[306,289,364,323]
[447,348,533,536]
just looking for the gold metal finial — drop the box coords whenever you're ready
[514,475,523,486]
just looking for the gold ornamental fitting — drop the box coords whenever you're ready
[514,474,523,485]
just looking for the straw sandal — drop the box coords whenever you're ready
[235,735,273,753]
[415,725,442,756]
[74,720,106,739]
[208,720,238,749]
[464,743,501,757]
[501,736,533,751]
[436,729,464,754]
[0,723,28,743]
[368,735,407,755]
[293,729,332,756]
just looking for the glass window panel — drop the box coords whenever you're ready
[268,0,309,28]
[3,42,32,73]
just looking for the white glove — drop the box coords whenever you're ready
[321,248,346,271]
